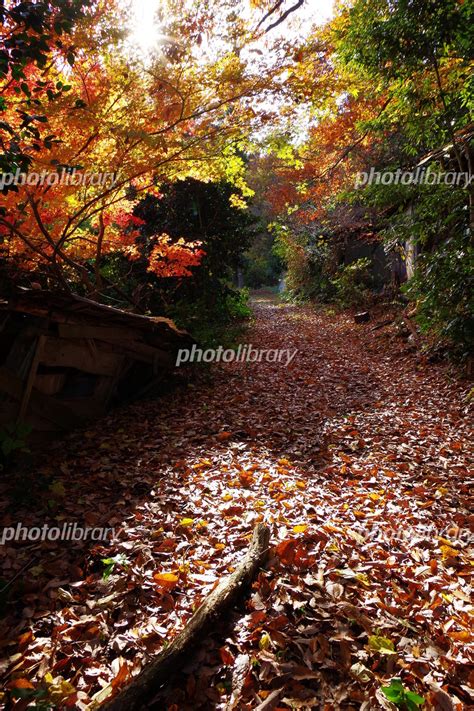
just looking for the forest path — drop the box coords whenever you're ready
[1,297,472,708]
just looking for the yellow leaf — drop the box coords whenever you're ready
[293,524,308,533]
[259,632,271,650]
[440,544,460,559]
[355,572,371,587]
[368,635,396,654]
[153,572,179,590]
[179,518,194,527]
[45,675,76,703]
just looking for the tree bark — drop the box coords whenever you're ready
[102,524,271,711]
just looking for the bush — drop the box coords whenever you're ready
[402,233,474,355]
[273,227,336,302]
[167,286,251,348]
[330,258,373,308]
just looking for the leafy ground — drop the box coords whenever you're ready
[0,297,472,710]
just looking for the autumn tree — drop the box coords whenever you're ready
[1,0,303,299]
[0,0,94,183]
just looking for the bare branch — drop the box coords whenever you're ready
[264,0,304,34]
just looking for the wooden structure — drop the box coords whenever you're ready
[0,290,193,432]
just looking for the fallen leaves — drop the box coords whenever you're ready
[0,299,472,709]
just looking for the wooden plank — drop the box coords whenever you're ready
[109,341,174,368]
[41,337,123,376]
[34,372,67,396]
[5,334,37,381]
[0,367,85,429]
[18,335,45,421]
[58,324,141,342]
[92,375,119,409]
[59,398,107,419]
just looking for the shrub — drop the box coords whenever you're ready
[402,233,474,355]
[330,258,373,308]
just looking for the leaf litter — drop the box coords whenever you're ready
[0,298,472,709]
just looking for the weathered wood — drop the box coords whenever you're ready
[58,324,141,342]
[102,524,271,711]
[354,311,370,324]
[0,290,194,431]
[371,318,394,331]
[34,372,67,396]
[0,367,85,429]
[107,340,174,368]
[41,337,123,376]
[18,335,45,421]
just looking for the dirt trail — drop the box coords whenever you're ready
[1,297,472,709]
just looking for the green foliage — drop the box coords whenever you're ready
[361,179,467,251]
[126,179,256,342]
[272,225,336,303]
[242,231,283,288]
[335,0,472,146]
[224,287,252,320]
[381,678,425,710]
[330,258,373,308]
[403,234,474,354]
[101,554,131,580]
[168,287,251,348]
[342,158,472,354]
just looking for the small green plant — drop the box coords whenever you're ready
[101,553,131,580]
[224,287,252,320]
[381,678,425,710]
[0,421,31,471]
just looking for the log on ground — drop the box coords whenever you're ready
[102,523,271,711]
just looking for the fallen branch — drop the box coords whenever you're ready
[371,318,394,331]
[102,523,271,711]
